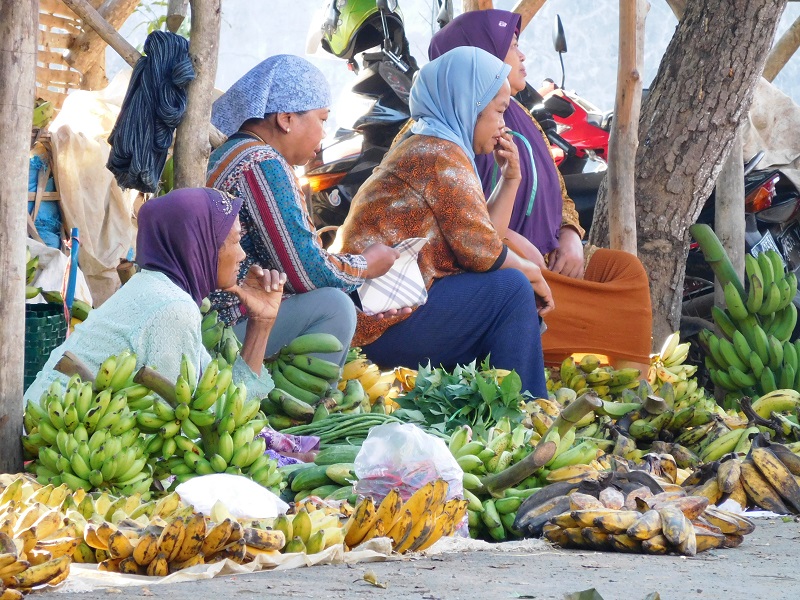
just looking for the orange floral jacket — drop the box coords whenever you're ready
[337,134,507,346]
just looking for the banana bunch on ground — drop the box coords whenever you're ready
[199,303,241,368]
[135,356,280,490]
[549,355,641,401]
[449,419,609,541]
[0,477,78,595]
[339,349,402,406]
[278,445,360,504]
[22,355,155,495]
[647,331,698,390]
[699,250,799,398]
[344,479,466,554]
[539,487,754,555]
[83,506,285,575]
[261,499,348,555]
[683,433,800,514]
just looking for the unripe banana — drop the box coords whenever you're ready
[94,355,118,391]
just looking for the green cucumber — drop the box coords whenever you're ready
[314,445,361,465]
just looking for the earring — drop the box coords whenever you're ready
[286,128,291,133]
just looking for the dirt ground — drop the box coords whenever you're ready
[39,518,800,600]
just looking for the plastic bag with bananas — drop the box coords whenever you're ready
[344,479,467,554]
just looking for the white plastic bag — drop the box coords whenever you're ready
[354,423,463,502]
[175,474,289,519]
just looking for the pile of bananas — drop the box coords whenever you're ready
[22,355,154,495]
[266,500,348,555]
[136,356,280,490]
[344,479,466,554]
[700,250,799,397]
[0,478,78,596]
[550,355,642,401]
[539,487,754,555]
[339,349,401,405]
[684,434,800,514]
[24,247,92,323]
[199,302,241,368]
[263,335,397,429]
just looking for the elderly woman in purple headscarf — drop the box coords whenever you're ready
[24,188,282,404]
[428,10,653,370]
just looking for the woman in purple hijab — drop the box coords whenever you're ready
[24,188,284,404]
[428,10,654,370]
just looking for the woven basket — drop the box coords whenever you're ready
[24,303,68,390]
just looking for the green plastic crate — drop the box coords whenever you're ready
[24,303,67,390]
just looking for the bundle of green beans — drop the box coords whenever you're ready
[282,412,404,447]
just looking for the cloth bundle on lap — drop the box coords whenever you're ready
[107,31,194,193]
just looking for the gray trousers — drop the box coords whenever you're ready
[233,287,357,367]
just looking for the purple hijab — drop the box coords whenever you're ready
[136,188,243,306]
[429,9,564,255]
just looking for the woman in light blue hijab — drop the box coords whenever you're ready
[336,47,554,397]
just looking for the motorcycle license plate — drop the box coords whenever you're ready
[750,231,786,268]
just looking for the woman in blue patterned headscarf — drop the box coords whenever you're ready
[207,55,400,367]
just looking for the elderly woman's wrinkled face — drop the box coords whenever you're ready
[286,108,330,166]
[217,216,246,290]
[504,35,527,95]
[472,80,511,155]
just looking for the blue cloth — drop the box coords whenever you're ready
[361,269,547,397]
[409,47,510,173]
[211,55,332,137]
[23,270,273,405]
[27,155,61,248]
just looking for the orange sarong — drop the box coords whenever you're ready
[540,248,653,366]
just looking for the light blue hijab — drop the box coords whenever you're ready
[409,46,511,172]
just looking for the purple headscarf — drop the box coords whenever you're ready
[136,188,243,306]
[429,9,564,256]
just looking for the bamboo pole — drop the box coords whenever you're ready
[173,0,221,188]
[763,15,800,81]
[607,0,649,254]
[0,0,38,474]
[714,133,745,306]
[512,0,547,31]
[59,0,227,148]
[462,0,493,12]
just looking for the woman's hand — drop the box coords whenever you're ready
[226,265,286,324]
[530,267,555,316]
[503,229,546,270]
[493,130,521,182]
[548,227,585,279]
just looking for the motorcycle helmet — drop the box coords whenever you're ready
[321,0,405,60]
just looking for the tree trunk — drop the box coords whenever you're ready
[167,0,190,33]
[0,0,38,474]
[173,0,221,189]
[589,0,787,346]
[462,0,493,12]
[714,132,745,308]
[512,0,547,31]
[607,0,649,255]
[763,14,800,81]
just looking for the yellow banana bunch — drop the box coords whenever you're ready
[343,479,462,554]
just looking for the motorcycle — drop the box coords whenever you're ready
[303,0,444,245]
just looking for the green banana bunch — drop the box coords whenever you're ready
[23,357,154,496]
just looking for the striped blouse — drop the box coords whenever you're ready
[207,135,366,325]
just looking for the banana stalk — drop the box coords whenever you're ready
[133,366,178,407]
[688,224,746,300]
[53,351,96,383]
[482,392,602,496]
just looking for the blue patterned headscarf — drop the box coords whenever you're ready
[409,47,510,173]
[211,55,332,137]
